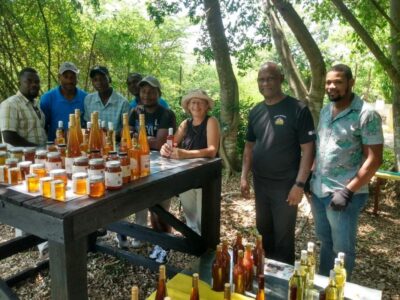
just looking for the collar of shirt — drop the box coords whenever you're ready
[57,86,79,102]
[93,90,118,107]
[327,94,363,123]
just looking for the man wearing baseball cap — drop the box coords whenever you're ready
[40,62,87,141]
[84,66,129,134]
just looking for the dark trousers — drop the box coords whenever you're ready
[253,176,298,265]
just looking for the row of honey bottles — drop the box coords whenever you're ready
[212,233,265,296]
[288,249,347,300]
[64,111,151,180]
[135,264,266,300]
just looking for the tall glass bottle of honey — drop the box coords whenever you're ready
[155,265,167,300]
[138,114,150,177]
[75,109,83,145]
[88,112,103,153]
[121,113,132,150]
[66,114,81,178]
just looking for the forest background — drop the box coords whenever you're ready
[0,0,398,172]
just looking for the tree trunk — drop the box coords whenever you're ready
[264,0,308,102]
[271,0,326,124]
[203,0,240,174]
[390,0,400,170]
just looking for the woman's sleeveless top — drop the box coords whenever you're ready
[181,116,209,150]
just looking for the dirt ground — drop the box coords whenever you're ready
[0,174,399,299]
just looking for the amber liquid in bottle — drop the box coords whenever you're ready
[129,137,141,180]
[288,261,304,300]
[108,122,116,151]
[121,113,132,150]
[256,274,266,300]
[101,120,108,146]
[254,234,265,276]
[212,245,225,291]
[131,285,139,300]
[243,244,254,291]
[55,120,65,145]
[155,265,167,300]
[74,109,83,145]
[138,114,150,177]
[190,273,200,300]
[233,249,245,294]
[324,270,338,300]
[88,112,103,153]
[233,232,245,265]
[66,114,81,178]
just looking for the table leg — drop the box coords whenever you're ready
[48,237,88,300]
[201,171,222,249]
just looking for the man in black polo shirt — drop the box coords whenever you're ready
[240,62,315,264]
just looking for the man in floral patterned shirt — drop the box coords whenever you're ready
[311,64,383,280]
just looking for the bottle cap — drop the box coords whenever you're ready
[58,120,63,127]
[87,122,92,129]
[334,258,341,266]
[301,249,307,259]
[294,261,301,270]
[168,127,173,135]
[108,122,113,130]
[101,120,106,127]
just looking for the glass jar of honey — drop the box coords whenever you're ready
[26,174,39,193]
[0,144,7,152]
[0,165,7,183]
[51,179,65,201]
[39,176,53,198]
[9,147,24,162]
[57,144,66,168]
[106,151,119,161]
[89,149,102,160]
[73,156,89,174]
[18,161,32,181]
[30,163,47,178]
[88,159,105,177]
[105,161,122,190]
[46,141,57,152]
[35,150,48,165]
[49,169,68,187]
[46,152,62,171]
[118,152,130,184]
[0,151,7,166]
[89,175,105,198]
[72,172,88,195]
[8,167,20,185]
[5,158,18,168]
[23,147,36,163]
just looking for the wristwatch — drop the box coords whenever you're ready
[295,181,305,189]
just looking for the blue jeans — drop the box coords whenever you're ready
[310,193,368,281]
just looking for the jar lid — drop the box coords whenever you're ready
[46,141,55,145]
[9,167,20,171]
[49,169,66,176]
[26,173,38,179]
[30,163,45,169]
[35,150,48,155]
[0,143,7,149]
[89,174,104,183]
[57,144,66,148]
[106,160,121,168]
[74,156,89,164]
[0,151,7,157]
[108,151,117,155]
[90,149,101,154]
[51,179,64,185]
[72,172,88,179]
[23,147,36,153]
[9,147,23,153]
[5,158,18,164]
[18,161,32,167]
[118,152,127,157]
[89,158,105,166]
[47,152,61,158]
[39,176,53,182]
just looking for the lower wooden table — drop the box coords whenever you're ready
[0,153,222,299]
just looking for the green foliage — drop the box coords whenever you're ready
[382,147,396,171]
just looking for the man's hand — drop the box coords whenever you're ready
[287,185,303,206]
[240,177,251,199]
[329,187,354,211]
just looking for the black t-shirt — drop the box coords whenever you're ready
[246,96,315,180]
[129,105,176,137]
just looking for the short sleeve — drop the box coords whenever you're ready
[296,106,316,144]
[360,110,384,145]
[0,101,18,132]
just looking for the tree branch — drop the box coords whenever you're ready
[369,0,400,33]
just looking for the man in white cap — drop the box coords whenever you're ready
[40,62,87,141]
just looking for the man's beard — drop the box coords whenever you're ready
[328,86,351,102]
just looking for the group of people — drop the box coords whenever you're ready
[0,62,220,263]
[241,62,383,280]
[0,60,383,278]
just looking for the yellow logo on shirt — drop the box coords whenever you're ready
[275,117,285,125]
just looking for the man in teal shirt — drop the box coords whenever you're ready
[311,64,383,280]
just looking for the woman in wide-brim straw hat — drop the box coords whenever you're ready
[160,89,220,234]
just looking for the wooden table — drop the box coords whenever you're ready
[0,153,222,300]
